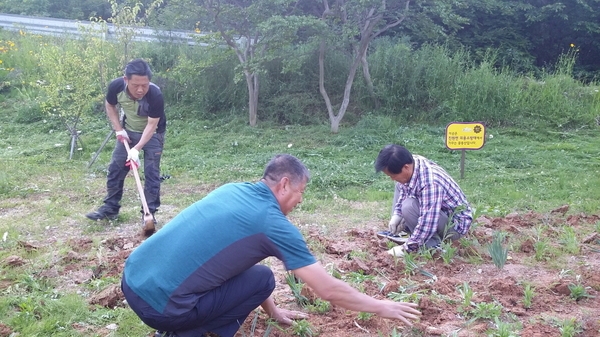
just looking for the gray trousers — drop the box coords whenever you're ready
[393,185,462,248]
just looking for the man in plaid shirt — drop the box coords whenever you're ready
[375,144,473,255]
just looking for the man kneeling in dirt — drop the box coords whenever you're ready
[375,144,473,256]
[121,154,421,337]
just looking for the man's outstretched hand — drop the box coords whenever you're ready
[270,307,308,325]
[376,300,421,326]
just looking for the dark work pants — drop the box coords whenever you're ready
[122,265,275,337]
[102,131,164,214]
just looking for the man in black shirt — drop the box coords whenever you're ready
[86,59,166,224]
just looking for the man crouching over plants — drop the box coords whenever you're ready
[121,154,421,337]
[375,144,473,256]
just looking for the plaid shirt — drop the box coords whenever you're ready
[393,155,472,250]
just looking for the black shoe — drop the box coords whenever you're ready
[85,208,118,221]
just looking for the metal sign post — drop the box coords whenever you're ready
[445,122,486,179]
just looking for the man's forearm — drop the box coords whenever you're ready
[260,296,277,317]
[105,103,123,131]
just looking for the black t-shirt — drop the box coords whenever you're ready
[106,77,166,134]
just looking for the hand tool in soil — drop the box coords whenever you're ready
[123,141,156,236]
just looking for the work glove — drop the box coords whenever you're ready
[387,242,418,257]
[115,130,130,143]
[127,148,140,168]
[388,214,406,235]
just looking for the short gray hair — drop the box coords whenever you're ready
[262,154,310,185]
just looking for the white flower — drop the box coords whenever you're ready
[287,143,293,148]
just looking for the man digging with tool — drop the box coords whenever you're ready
[86,59,166,230]
[375,144,473,256]
[121,154,421,337]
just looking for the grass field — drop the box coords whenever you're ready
[1,111,600,336]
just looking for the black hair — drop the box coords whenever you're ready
[124,58,153,80]
[262,154,310,185]
[374,144,414,174]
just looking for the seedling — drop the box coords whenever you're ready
[290,319,315,337]
[531,224,545,239]
[558,269,573,279]
[568,283,594,301]
[566,274,595,301]
[306,298,330,314]
[239,310,274,337]
[522,283,534,308]
[487,231,509,270]
[441,241,457,264]
[348,249,369,260]
[345,270,375,285]
[419,246,435,260]
[285,272,309,307]
[324,263,342,280]
[487,317,522,337]
[388,283,423,303]
[402,252,420,276]
[356,311,374,321]
[457,282,474,310]
[470,301,503,320]
[533,239,549,261]
[458,236,484,263]
[557,318,582,337]
[559,227,579,255]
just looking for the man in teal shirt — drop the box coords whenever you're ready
[122,154,420,337]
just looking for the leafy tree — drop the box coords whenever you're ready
[171,0,321,127]
[36,21,120,159]
[107,0,164,67]
[314,0,412,133]
[522,0,600,78]
[395,0,600,79]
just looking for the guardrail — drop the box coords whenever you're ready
[0,13,201,45]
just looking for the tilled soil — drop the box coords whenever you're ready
[7,207,600,336]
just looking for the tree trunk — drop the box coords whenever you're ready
[361,48,380,109]
[319,36,370,133]
[318,40,336,131]
[245,70,259,127]
[331,53,362,133]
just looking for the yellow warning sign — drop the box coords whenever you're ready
[445,122,485,150]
